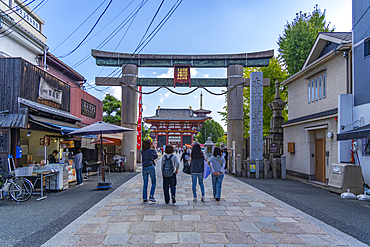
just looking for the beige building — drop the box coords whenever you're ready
[282,32,352,183]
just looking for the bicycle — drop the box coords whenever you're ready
[0,173,34,203]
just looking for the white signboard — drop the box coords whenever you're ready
[38,77,62,104]
[14,2,41,31]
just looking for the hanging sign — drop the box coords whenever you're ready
[137,86,142,150]
[270,143,277,153]
[174,65,191,88]
[38,77,62,104]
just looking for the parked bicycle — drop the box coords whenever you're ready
[0,173,33,202]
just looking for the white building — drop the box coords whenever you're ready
[0,0,47,65]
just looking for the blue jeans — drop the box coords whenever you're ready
[142,165,156,200]
[211,173,224,199]
[191,173,204,198]
[76,168,83,184]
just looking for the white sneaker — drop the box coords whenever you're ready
[193,198,197,202]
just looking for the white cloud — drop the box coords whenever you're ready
[112,87,121,100]
[203,74,209,78]
[152,72,157,75]
[190,68,198,77]
[157,68,174,78]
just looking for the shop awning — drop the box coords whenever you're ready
[337,123,370,141]
[29,115,80,135]
[0,114,27,128]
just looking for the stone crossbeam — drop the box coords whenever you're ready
[91,49,274,68]
[95,77,270,87]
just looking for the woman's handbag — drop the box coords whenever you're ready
[182,162,191,174]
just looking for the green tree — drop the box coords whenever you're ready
[216,135,227,145]
[195,119,224,144]
[103,94,121,123]
[218,57,289,137]
[142,124,151,141]
[277,5,335,75]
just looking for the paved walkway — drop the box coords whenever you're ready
[42,154,366,247]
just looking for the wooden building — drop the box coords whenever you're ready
[145,106,211,149]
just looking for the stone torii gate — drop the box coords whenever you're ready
[92,49,273,172]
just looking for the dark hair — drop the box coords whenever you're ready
[142,139,151,151]
[213,147,221,157]
[191,143,203,159]
[165,145,173,154]
[75,148,81,153]
[52,150,59,154]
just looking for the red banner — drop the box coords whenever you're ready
[137,86,142,150]
[174,65,191,87]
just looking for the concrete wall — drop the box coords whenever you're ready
[287,54,348,120]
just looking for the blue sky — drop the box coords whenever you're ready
[35,0,352,129]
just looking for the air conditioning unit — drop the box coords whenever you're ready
[328,163,363,195]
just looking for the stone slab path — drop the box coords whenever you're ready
[42,154,366,247]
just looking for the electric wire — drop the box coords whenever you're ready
[0,0,46,38]
[58,0,113,58]
[52,0,108,53]
[93,0,182,91]
[1,0,34,15]
[71,0,146,69]
[86,0,184,95]
[338,5,370,47]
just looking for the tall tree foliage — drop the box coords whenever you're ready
[218,57,289,138]
[277,5,335,75]
[103,94,121,123]
[195,119,224,144]
[243,57,289,137]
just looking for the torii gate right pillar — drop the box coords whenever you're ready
[227,65,244,173]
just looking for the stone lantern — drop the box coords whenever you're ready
[204,137,215,159]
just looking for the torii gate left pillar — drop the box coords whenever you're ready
[121,64,138,172]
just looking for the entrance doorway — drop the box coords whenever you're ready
[315,138,326,182]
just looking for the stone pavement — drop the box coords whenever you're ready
[42,154,366,247]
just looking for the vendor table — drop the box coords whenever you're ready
[29,170,59,201]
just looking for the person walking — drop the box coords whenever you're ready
[210,147,226,201]
[141,139,158,203]
[180,148,190,167]
[161,145,180,204]
[73,148,84,186]
[190,143,205,202]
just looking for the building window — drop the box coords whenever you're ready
[311,80,314,102]
[365,39,370,57]
[319,76,322,99]
[323,73,326,98]
[308,73,326,103]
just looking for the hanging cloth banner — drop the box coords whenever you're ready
[174,65,191,88]
[137,86,142,150]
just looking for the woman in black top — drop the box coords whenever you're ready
[141,139,158,203]
[190,143,205,202]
